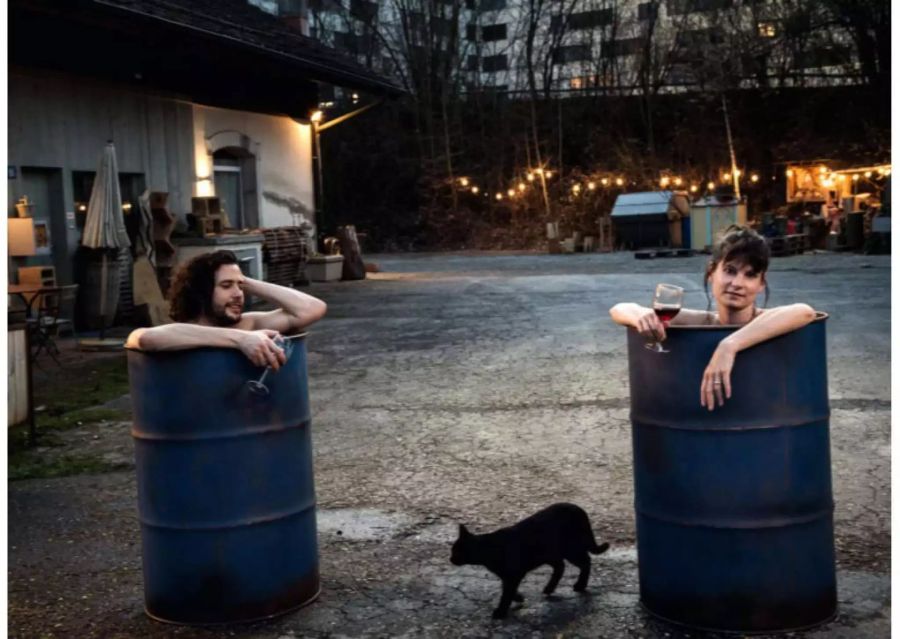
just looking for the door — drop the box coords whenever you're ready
[20,168,67,282]
[214,166,244,229]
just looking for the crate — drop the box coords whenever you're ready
[306,255,343,282]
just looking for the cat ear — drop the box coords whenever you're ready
[458,524,470,537]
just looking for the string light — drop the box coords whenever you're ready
[734,169,742,178]
[601,178,609,186]
[518,183,526,191]
[660,177,671,187]
[572,183,581,194]
[864,171,872,178]
[460,177,469,187]
[674,177,683,187]
[507,189,515,197]
[545,171,553,178]
[527,172,535,181]
[615,177,624,186]
[495,192,503,200]
[690,185,698,193]
[587,182,596,190]
[785,169,793,177]
[750,174,759,183]
[471,186,479,194]
[723,172,731,181]
[707,181,715,190]
[851,175,860,182]
[819,166,828,174]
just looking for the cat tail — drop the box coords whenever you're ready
[590,541,610,555]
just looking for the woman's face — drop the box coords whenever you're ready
[709,259,766,311]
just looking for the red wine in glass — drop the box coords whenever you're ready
[645,284,684,352]
[654,305,681,324]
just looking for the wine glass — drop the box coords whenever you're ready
[645,283,684,353]
[246,337,295,397]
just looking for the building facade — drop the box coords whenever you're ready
[294,0,866,99]
[8,0,401,291]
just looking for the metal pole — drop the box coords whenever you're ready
[722,95,741,199]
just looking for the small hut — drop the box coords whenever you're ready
[689,192,747,251]
[610,191,690,250]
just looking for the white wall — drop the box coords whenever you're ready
[192,104,316,232]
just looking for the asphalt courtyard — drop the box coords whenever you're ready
[8,250,891,638]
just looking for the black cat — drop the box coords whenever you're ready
[450,502,610,619]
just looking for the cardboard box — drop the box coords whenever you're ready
[307,255,343,281]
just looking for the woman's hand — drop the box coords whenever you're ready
[634,307,667,342]
[700,339,738,410]
[238,329,286,369]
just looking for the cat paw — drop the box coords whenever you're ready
[512,593,525,603]
[573,584,589,593]
[491,608,509,620]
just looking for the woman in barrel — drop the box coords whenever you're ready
[609,225,817,411]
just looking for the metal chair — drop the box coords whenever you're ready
[28,284,79,364]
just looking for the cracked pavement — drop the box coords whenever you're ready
[8,251,890,638]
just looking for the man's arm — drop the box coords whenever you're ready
[240,278,327,334]
[125,324,287,369]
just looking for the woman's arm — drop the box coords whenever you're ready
[125,324,288,369]
[609,303,709,341]
[701,303,817,410]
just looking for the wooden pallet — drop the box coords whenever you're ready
[635,248,696,259]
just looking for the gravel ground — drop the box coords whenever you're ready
[8,251,890,638]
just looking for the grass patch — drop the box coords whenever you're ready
[33,356,130,416]
[9,454,131,482]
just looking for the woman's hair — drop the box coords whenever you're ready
[168,250,239,322]
[703,225,771,309]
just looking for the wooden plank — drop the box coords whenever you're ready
[8,329,29,426]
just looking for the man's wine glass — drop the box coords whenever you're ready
[246,337,295,397]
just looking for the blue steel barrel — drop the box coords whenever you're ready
[127,334,319,625]
[627,314,836,633]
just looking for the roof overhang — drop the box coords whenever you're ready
[10,0,404,119]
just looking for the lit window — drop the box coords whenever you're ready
[758,22,777,38]
[570,77,583,89]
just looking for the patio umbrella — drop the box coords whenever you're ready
[81,141,131,340]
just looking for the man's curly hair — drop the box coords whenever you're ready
[168,250,239,322]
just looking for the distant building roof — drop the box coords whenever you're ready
[611,191,690,217]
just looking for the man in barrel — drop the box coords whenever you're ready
[126,250,326,370]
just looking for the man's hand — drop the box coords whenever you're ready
[238,329,286,369]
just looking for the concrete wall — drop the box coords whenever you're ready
[193,104,315,231]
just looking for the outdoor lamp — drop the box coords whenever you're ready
[8,218,36,257]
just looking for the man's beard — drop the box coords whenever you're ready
[210,303,242,327]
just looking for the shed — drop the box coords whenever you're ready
[610,191,690,250]
[689,194,748,251]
